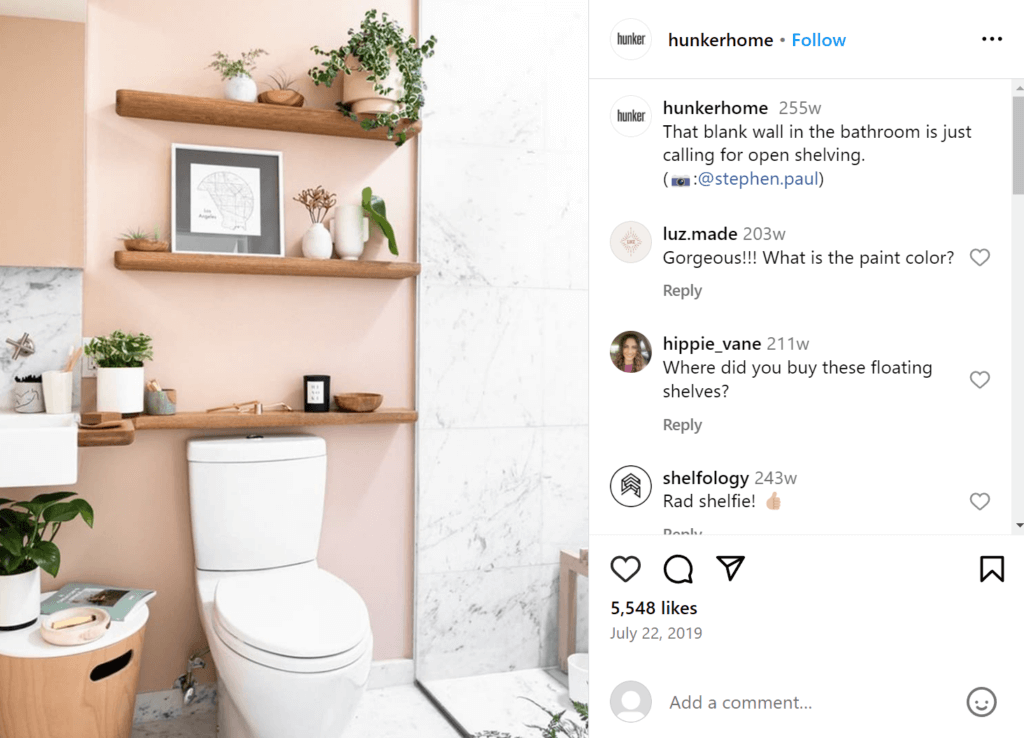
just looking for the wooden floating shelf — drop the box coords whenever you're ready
[115,89,421,142]
[114,251,420,280]
[133,409,417,430]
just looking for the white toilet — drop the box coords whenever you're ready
[187,434,373,738]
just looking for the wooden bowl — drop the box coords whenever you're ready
[123,239,169,252]
[258,90,305,107]
[334,393,383,412]
[40,607,111,646]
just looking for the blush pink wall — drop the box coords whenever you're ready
[71,0,419,692]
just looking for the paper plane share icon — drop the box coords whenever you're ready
[716,556,745,582]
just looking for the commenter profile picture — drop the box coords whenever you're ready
[611,681,653,722]
[610,331,652,373]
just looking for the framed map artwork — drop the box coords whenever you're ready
[171,144,284,256]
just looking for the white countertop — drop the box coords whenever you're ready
[0,591,149,659]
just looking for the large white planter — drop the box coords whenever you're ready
[96,367,145,414]
[342,54,404,114]
[0,567,40,631]
[224,74,258,103]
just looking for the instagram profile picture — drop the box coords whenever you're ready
[610,221,652,263]
[611,680,653,723]
[610,331,651,374]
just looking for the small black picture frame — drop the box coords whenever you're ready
[171,144,284,256]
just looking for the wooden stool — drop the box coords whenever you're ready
[558,548,589,672]
[0,594,149,738]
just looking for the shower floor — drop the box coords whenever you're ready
[420,668,583,737]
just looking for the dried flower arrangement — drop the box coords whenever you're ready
[294,186,337,225]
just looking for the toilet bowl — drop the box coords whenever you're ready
[196,565,372,738]
[187,435,373,738]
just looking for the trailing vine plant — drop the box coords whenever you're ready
[309,10,437,145]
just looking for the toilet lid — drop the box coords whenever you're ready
[214,568,370,659]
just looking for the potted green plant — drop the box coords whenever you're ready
[0,492,94,630]
[309,10,436,145]
[84,331,153,414]
[208,48,268,103]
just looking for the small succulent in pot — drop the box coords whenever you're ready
[209,48,268,102]
[258,69,305,107]
[120,226,168,252]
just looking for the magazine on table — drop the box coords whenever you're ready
[41,583,156,621]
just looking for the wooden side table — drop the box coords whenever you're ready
[558,548,589,672]
[0,593,149,738]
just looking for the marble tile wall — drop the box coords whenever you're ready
[0,267,83,410]
[416,0,588,682]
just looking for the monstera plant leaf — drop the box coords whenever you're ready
[362,186,398,256]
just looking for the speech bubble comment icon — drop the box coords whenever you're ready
[664,555,694,584]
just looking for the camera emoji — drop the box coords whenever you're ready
[671,176,691,187]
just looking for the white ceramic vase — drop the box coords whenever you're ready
[0,567,40,631]
[342,54,404,114]
[302,223,334,260]
[224,74,258,102]
[329,205,369,261]
[96,367,145,414]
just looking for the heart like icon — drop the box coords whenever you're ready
[611,555,641,583]
[970,248,990,266]
[970,493,990,511]
[970,371,991,389]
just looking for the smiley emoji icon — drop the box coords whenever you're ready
[966,687,996,717]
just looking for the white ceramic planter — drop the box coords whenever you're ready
[224,74,258,102]
[13,382,44,413]
[330,205,369,261]
[301,223,334,260]
[96,367,145,414]
[342,54,404,114]
[0,567,40,631]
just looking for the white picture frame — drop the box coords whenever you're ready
[171,144,285,257]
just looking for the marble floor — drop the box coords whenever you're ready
[130,684,461,738]
[421,668,583,738]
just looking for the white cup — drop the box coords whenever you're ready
[41,371,73,414]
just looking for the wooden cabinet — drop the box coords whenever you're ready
[0,16,85,268]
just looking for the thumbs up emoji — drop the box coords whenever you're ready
[766,491,781,510]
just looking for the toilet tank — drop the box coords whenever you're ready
[187,435,327,571]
